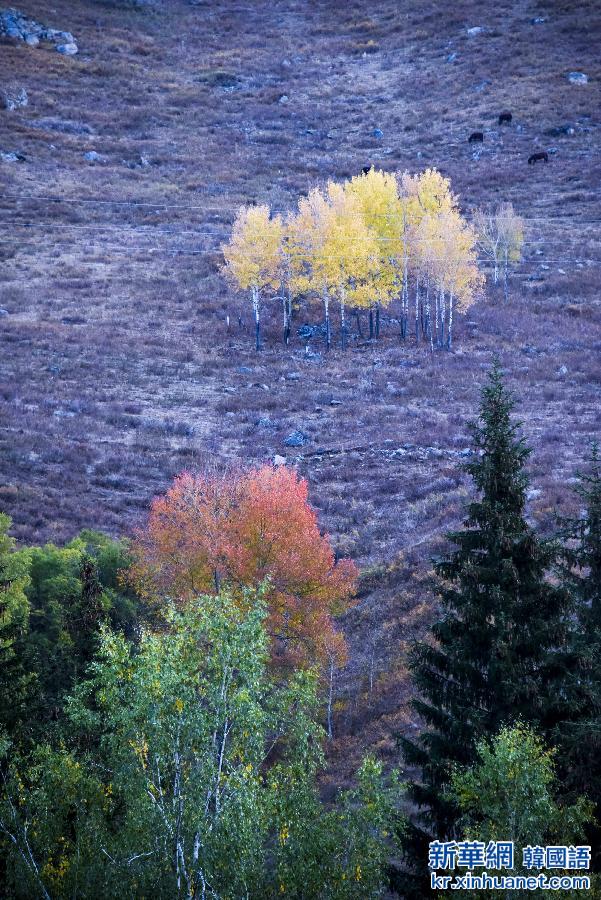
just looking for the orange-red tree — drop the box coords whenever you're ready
[130,466,358,668]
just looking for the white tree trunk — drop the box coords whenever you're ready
[425,279,433,352]
[323,291,331,350]
[251,286,260,351]
[415,274,420,341]
[327,658,335,739]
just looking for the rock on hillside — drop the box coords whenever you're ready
[0,7,77,54]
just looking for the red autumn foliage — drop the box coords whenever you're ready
[130,465,358,667]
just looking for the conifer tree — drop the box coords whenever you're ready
[556,444,601,865]
[399,364,574,894]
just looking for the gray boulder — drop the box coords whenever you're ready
[2,87,27,110]
[256,417,276,429]
[35,117,93,135]
[0,8,77,53]
[284,429,309,448]
[56,42,77,55]
[0,150,25,162]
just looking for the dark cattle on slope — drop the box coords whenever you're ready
[528,151,549,164]
[498,111,512,124]
[362,165,373,175]
[468,131,484,142]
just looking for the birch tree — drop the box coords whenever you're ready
[400,169,455,345]
[221,204,283,350]
[473,206,503,284]
[401,170,482,348]
[497,201,524,301]
[288,187,335,350]
[220,169,486,352]
[288,183,380,350]
[0,592,403,899]
[438,209,484,349]
[474,202,524,301]
[279,218,296,346]
[345,167,404,339]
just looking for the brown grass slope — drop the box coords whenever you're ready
[1,0,600,781]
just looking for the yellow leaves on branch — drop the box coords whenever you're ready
[402,169,482,313]
[221,167,493,349]
[436,210,484,313]
[288,181,383,310]
[222,204,283,294]
[221,204,284,349]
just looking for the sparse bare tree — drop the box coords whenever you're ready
[474,202,524,301]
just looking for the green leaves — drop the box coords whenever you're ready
[0,514,32,740]
[1,587,403,898]
[449,724,594,899]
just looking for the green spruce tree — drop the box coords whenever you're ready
[399,364,574,894]
[556,444,601,866]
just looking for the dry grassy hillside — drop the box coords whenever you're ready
[1,0,600,781]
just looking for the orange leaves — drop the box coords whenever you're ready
[130,466,358,668]
[130,471,239,598]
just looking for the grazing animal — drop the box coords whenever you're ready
[528,151,549,164]
[362,165,372,175]
[468,131,484,143]
[498,111,512,124]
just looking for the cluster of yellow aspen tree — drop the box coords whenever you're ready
[222,168,523,351]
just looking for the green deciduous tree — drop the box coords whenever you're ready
[1,589,402,898]
[14,532,137,744]
[0,514,32,742]
[271,754,404,898]
[448,724,594,900]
